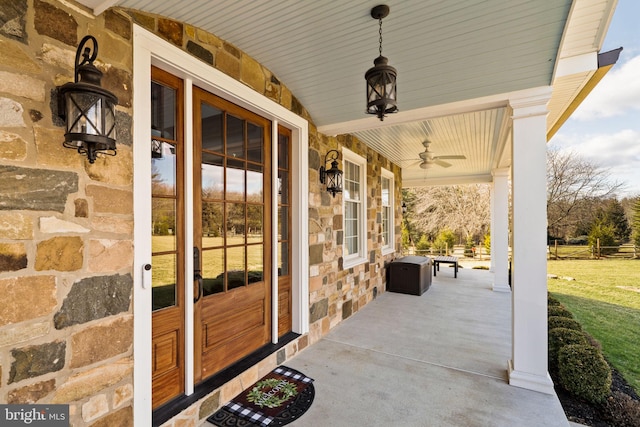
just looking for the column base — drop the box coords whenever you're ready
[508,359,555,395]
[492,282,511,292]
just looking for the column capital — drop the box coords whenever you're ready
[509,86,552,119]
[492,168,510,179]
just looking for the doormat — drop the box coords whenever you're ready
[207,366,315,427]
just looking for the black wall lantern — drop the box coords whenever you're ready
[59,35,118,163]
[319,149,343,197]
[365,4,397,121]
[402,201,407,214]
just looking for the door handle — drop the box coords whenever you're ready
[194,272,203,303]
[193,247,203,303]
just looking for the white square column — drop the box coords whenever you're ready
[489,185,495,272]
[491,168,510,292]
[507,88,555,394]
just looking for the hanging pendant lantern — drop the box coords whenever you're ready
[59,35,118,163]
[365,4,397,121]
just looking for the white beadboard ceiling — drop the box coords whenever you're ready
[82,0,618,187]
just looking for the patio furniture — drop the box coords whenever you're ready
[388,256,432,295]
[433,256,459,278]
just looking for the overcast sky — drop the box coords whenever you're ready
[548,0,640,198]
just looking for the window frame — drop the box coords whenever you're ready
[342,147,367,268]
[380,168,395,255]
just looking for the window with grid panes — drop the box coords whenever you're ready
[381,168,394,253]
[343,148,367,266]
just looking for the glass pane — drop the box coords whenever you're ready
[151,81,176,140]
[247,244,263,284]
[201,103,223,152]
[152,142,176,195]
[152,253,176,310]
[226,203,245,242]
[226,115,244,159]
[278,133,289,170]
[105,101,116,139]
[226,159,245,201]
[278,206,289,240]
[278,171,288,205]
[381,177,390,206]
[345,200,358,222]
[152,199,176,249]
[345,199,359,256]
[202,152,224,199]
[247,122,263,163]
[278,242,289,276]
[247,205,263,243]
[201,202,223,243]
[68,93,101,134]
[202,248,224,296]
[247,164,263,202]
[227,246,245,289]
[382,206,390,247]
[345,218,354,238]
[345,162,360,201]
[346,236,358,256]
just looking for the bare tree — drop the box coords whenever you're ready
[547,149,625,240]
[408,184,491,243]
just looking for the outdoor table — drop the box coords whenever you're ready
[433,256,459,278]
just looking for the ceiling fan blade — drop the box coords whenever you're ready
[434,159,452,168]
[400,159,422,167]
[434,155,466,160]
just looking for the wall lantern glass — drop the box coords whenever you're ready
[365,4,397,121]
[59,35,118,163]
[319,149,343,197]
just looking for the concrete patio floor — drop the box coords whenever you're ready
[284,266,571,427]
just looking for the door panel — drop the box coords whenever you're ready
[151,67,185,409]
[277,127,292,336]
[193,87,272,381]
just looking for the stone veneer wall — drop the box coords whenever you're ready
[0,1,136,426]
[0,1,401,426]
[307,133,402,342]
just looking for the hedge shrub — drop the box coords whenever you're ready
[548,305,574,319]
[548,294,561,306]
[548,316,582,332]
[558,344,612,404]
[548,327,588,377]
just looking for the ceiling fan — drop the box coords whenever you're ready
[415,140,466,169]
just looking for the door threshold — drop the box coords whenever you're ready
[152,331,300,426]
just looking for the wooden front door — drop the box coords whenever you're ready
[193,87,272,381]
[150,69,289,407]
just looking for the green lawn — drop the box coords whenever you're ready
[547,259,640,394]
[151,235,265,287]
